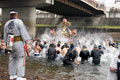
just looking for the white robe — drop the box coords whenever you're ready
[4,18,31,57]
[4,18,31,77]
[107,51,119,80]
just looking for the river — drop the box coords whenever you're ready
[0,54,109,80]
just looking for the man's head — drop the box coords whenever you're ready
[98,45,102,49]
[57,44,60,47]
[82,45,87,49]
[10,10,18,19]
[35,42,39,46]
[62,18,68,26]
[63,18,67,23]
[64,43,69,48]
[49,43,55,48]
[44,41,47,44]
[70,43,74,49]
[1,40,4,43]
[94,45,98,49]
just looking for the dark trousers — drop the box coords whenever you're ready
[117,62,120,80]
[63,60,74,69]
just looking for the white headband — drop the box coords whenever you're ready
[10,11,18,14]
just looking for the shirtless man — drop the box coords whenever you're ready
[56,44,61,54]
[34,42,42,56]
[56,44,63,60]
[62,44,69,57]
[24,41,31,57]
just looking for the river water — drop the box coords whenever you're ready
[26,57,109,80]
[0,54,110,80]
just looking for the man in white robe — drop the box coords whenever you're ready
[4,10,31,80]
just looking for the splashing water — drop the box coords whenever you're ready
[40,28,69,43]
[39,28,119,64]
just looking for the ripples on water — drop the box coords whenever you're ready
[25,57,109,80]
[0,54,109,80]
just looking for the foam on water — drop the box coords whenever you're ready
[39,28,119,64]
[40,28,69,43]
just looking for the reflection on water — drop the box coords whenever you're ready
[24,57,109,80]
[0,53,109,80]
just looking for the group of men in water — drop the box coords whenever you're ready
[1,35,118,67]
[1,35,114,67]
[20,37,105,67]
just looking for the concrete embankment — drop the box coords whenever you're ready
[36,17,120,26]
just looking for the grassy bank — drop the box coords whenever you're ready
[36,24,120,29]
[0,24,120,29]
[36,24,57,27]
[0,24,57,28]
[80,26,120,29]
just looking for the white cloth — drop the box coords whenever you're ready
[34,52,39,55]
[9,56,25,77]
[4,19,31,57]
[56,54,63,60]
[107,52,119,80]
[40,49,46,57]
[10,75,17,79]
[17,77,26,80]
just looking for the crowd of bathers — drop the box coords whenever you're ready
[0,37,119,67]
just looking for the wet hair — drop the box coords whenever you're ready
[44,41,47,44]
[33,40,35,42]
[64,43,69,48]
[98,45,102,49]
[56,50,60,54]
[39,44,43,49]
[109,42,113,46]
[118,53,120,59]
[49,43,55,48]
[36,39,40,42]
[70,44,74,49]
[82,45,87,48]
[35,42,39,46]
[57,44,60,47]
[38,39,41,42]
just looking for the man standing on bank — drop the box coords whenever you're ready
[4,10,31,80]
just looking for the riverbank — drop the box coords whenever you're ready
[36,25,120,30]
[0,54,52,80]
[0,24,120,29]
[0,54,9,80]
[33,25,120,33]
[0,54,43,80]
